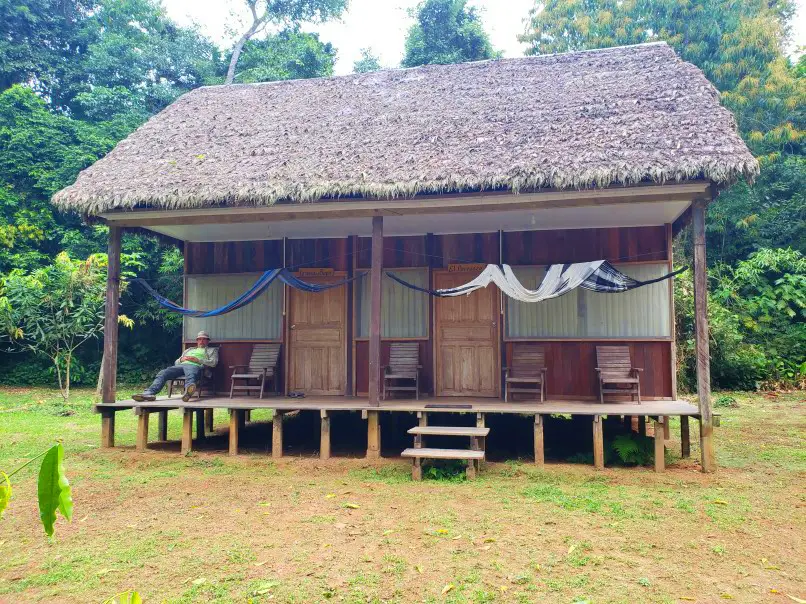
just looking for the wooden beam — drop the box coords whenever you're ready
[181,410,193,454]
[204,408,214,433]
[100,183,711,228]
[368,216,383,407]
[592,415,604,470]
[272,411,283,459]
[136,411,149,452]
[638,416,646,437]
[229,409,240,456]
[692,198,716,473]
[320,410,331,460]
[101,226,122,408]
[476,412,486,469]
[680,415,691,458]
[366,410,381,460]
[195,409,205,440]
[534,414,545,467]
[654,417,666,472]
[101,411,115,448]
[158,410,168,441]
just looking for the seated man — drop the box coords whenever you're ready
[133,331,219,402]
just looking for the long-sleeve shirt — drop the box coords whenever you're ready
[175,346,219,368]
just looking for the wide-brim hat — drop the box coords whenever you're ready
[196,331,211,340]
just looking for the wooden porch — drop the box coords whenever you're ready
[95,394,702,473]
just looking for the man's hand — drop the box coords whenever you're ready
[180,356,201,364]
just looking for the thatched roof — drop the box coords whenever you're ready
[53,42,757,215]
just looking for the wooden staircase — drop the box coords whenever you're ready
[401,416,490,480]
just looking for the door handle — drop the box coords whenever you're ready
[290,324,296,330]
[491,321,496,327]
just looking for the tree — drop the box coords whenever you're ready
[231,29,336,84]
[0,252,132,400]
[225,0,347,85]
[402,0,499,68]
[354,47,381,73]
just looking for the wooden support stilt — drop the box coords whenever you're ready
[663,417,671,440]
[320,410,331,460]
[680,415,691,458]
[158,410,168,441]
[195,409,205,440]
[638,416,646,437]
[368,216,383,407]
[593,415,604,470]
[476,412,486,465]
[465,460,476,480]
[534,414,544,467]
[366,410,381,460]
[101,412,115,448]
[654,417,666,472]
[181,409,193,454]
[272,411,283,459]
[418,411,428,427]
[693,198,716,472]
[238,409,247,432]
[136,411,149,452]
[244,410,251,423]
[204,408,214,433]
[229,409,240,456]
[412,457,422,481]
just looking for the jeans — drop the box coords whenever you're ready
[144,364,203,395]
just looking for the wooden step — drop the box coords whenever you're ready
[407,426,490,437]
[401,447,485,460]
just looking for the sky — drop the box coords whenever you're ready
[163,0,806,76]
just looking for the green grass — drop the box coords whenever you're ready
[0,388,804,603]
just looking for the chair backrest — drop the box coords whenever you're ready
[596,346,633,378]
[389,342,419,374]
[511,344,545,378]
[249,343,281,374]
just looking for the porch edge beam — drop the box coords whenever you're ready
[101,183,711,227]
[368,216,383,407]
[692,198,716,473]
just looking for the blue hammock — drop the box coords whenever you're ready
[134,269,361,318]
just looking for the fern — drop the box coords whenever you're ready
[611,433,654,466]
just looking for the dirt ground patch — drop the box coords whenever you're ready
[0,389,804,603]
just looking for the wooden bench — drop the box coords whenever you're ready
[596,345,642,403]
[401,448,485,480]
[504,343,547,402]
[383,342,421,400]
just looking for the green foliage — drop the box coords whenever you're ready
[714,395,739,408]
[611,433,654,466]
[104,592,142,604]
[1,443,72,537]
[423,460,468,481]
[232,29,336,84]
[402,0,499,68]
[353,47,382,74]
[37,443,73,537]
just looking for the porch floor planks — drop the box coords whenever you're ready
[96,395,700,417]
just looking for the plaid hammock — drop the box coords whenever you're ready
[134,269,362,318]
[386,261,685,302]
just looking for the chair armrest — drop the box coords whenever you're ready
[633,368,644,372]
[595,367,602,373]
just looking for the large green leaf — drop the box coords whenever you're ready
[37,443,73,537]
[0,472,11,517]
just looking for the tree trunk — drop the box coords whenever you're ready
[225,3,264,85]
[65,352,71,402]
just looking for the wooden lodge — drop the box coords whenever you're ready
[53,43,758,474]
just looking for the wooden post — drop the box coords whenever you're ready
[158,410,168,441]
[654,417,665,472]
[476,412,486,468]
[204,408,214,433]
[366,410,381,459]
[320,410,331,460]
[101,411,115,448]
[195,409,205,440]
[592,415,604,470]
[100,226,121,447]
[181,409,193,454]
[638,416,646,437]
[368,216,383,407]
[692,198,716,473]
[272,411,283,459]
[136,411,149,452]
[229,409,240,456]
[244,410,251,423]
[680,415,691,458]
[534,414,544,467]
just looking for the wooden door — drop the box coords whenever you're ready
[288,278,347,395]
[434,272,500,397]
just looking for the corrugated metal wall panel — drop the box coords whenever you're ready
[356,270,428,338]
[183,273,283,341]
[506,263,671,338]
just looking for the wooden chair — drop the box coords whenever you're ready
[596,346,642,403]
[504,344,547,402]
[229,343,281,399]
[382,342,421,400]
